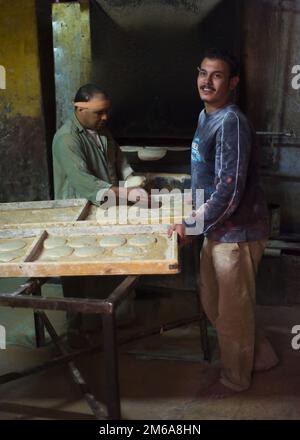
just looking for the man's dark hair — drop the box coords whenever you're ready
[74,84,108,102]
[201,48,240,77]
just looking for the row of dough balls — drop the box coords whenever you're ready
[43,235,157,259]
[0,239,27,262]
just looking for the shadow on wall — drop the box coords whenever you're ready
[90,0,240,140]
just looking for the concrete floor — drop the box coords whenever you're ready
[0,279,300,420]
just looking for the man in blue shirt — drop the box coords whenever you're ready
[169,48,278,396]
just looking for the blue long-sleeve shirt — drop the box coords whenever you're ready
[189,104,269,242]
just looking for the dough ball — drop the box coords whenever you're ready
[0,239,27,252]
[99,236,126,248]
[43,246,73,259]
[44,237,67,249]
[113,245,142,257]
[68,236,97,248]
[138,147,167,161]
[0,251,22,262]
[127,235,157,247]
[74,246,104,258]
[124,175,146,188]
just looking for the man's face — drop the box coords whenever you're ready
[77,94,110,130]
[197,57,239,111]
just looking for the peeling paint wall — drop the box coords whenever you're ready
[242,0,300,233]
[52,1,92,129]
[0,0,50,202]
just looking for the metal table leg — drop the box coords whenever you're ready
[102,312,121,420]
[33,281,46,348]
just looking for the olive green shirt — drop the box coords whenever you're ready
[52,113,133,205]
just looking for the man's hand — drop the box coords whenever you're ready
[110,186,149,207]
[124,174,146,188]
[167,223,192,247]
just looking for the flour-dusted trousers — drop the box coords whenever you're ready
[200,238,278,391]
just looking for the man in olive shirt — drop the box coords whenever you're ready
[53,84,141,204]
[52,84,143,343]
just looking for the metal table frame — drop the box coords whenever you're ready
[0,242,210,420]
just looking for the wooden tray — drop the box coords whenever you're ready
[83,193,192,225]
[0,199,89,228]
[0,193,192,229]
[0,225,179,277]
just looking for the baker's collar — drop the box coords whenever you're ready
[72,111,85,133]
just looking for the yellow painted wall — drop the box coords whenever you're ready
[0,0,50,201]
[0,0,42,118]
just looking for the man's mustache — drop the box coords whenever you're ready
[200,85,216,91]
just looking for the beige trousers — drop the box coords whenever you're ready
[200,238,278,391]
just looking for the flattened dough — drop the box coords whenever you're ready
[99,236,126,248]
[68,236,97,248]
[127,235,157,247]
[44,237,67,249]
[43,246,73,259]
[138,147,167,161]
[113,245,142,257]
[74,246,104,258]
[0,251,22,262]
[138,147,167,160]
[124,175,146,188]
[0,239,27,252]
